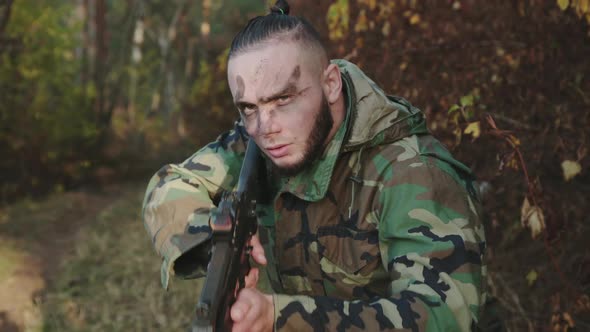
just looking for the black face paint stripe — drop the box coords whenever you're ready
[235,75,245,103]
[290,65,301,83]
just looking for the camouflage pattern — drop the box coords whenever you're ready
[142,60,487,331]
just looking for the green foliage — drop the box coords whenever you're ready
[2,1,94,141]
[0,0,267,200]
[189,49,230,112]
[0,0,98,199]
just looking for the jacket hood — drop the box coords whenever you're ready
[277,60,474,201]
[334,59,429,152]
[335,60,474,177]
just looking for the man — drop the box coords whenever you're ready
[142,1,487,331]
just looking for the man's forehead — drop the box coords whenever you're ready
[229,42,314,78]
[232,53,301,79]
[230,60,306,101]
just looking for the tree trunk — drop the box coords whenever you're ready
[95,0,108,124]
[80,0,90,102]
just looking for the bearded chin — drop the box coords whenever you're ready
[275,95,334,177]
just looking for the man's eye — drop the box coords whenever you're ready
[276,95,292,105]
[241,105,257,117]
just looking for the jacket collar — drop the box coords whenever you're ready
[277,72,353,201]
[277,59,427,201]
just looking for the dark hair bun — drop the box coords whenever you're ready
[270,0,290,15]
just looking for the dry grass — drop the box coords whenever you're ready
[0,185,203,331]
[39,187,202,331]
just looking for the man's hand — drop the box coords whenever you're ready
[243,233,267,289]
[249,232,267,265]
[231,288,274,332]
[232,232,273,331]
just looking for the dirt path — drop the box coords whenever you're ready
[0,254,44,332]
[0,185,126,332]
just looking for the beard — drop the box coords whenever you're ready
[274,95,334,177]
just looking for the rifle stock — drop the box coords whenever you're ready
[192,140,263,332]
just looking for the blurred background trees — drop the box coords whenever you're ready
[0,0,265,201]
[0,0,588,330]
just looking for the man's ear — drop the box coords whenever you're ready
[322,63,342,105]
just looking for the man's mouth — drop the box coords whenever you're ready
[265,144,290,158]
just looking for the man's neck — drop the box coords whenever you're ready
[325,92,347,145]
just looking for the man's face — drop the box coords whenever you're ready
[227,41,333,176]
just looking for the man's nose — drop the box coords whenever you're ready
[257,107,280,137]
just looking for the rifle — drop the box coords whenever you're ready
[192,140,264,332]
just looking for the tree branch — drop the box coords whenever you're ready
[0,0,15,40]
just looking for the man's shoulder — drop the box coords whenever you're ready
[358,134,431,169]
[357,134,476,188]
[202,119,248,153]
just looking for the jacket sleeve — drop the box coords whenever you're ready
[271,155,487,332]
[141,121,248,289]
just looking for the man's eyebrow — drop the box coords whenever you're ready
[260,65,301,103]
[234,66,302,105]
[259,82,299,103]
[234,100,255,110]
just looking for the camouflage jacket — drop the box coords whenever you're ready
[142,60,487,331]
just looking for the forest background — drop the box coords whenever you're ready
[0,0,588,331]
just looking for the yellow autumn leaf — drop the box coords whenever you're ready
[355,9,368,33]
[573,0,588,16]
[526,269,538,286]
[409,14,421,25]
[557,0,570,11]
[561,160,582,181]
[464,121,481,139]
[355,37,364,49]
[507,155,520,170]
[507,134,521,147]
[326,0,350,41]
[368,0,377,10]
[521,197,546,239]
[382,21,391,37]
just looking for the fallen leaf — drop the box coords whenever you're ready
[368,0,377,10]
[507,134,521,147]
[355,9,368,33]
[526,269,538,286]
[409,14,421,25]
[464,121,481,139]
[558,0,570,11]
[521,197,546,239]
[448,104,460,114]
[460,95,474,107]
[563,312,575,328]
[382,21,391,37]
[561,160,582,181]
